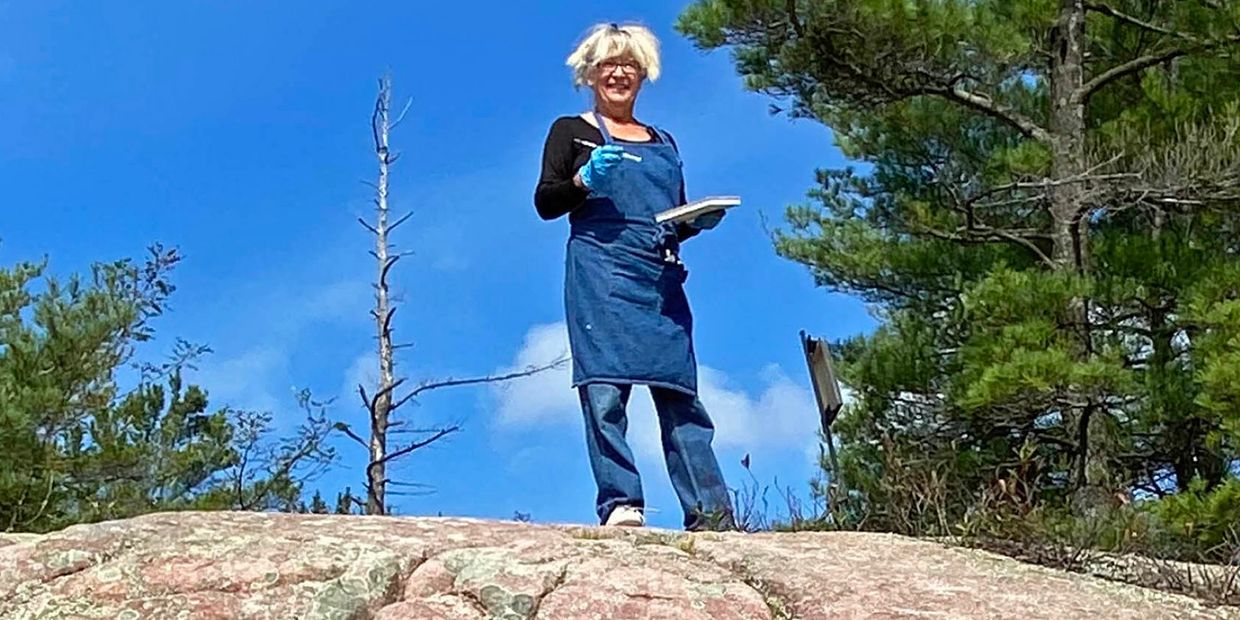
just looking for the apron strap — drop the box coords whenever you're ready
[591,111,663,145]
[649,126,674,150]
[592,111,615,145]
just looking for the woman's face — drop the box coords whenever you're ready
[591,55,644,107]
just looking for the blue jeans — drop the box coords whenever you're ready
[578,382,734,530]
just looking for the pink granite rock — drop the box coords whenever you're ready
[0,511,1234,619]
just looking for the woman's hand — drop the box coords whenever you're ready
[577,145,626,191]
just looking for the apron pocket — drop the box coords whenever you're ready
[608,259,661,309]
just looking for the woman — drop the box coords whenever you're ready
[534,22,733,531]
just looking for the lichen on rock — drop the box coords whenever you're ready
[1,512,1236,619]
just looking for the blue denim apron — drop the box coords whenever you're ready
[565,112,697,395]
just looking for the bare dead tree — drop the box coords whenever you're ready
[340,75,566,515]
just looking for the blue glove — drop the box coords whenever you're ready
[688,209,726,230]
[577,145,625,191]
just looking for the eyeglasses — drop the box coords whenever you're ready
[597,60,641,75]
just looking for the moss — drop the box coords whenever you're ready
[631,531,692,549]
[677,536,698,556]
[566,528,608,541]
[742,575,795,620]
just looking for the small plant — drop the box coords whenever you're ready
[727,455,828,533]
[728,455,771,532]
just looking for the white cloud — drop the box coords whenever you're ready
[193,346,284,414]
[491,322,823,461]
[340,351,377,405]
[300,279,370,324]
[189,277,370,416]
[419,223,472,272]
[431,254,470,272]
[700,364,820,453]
[492,322,575,426]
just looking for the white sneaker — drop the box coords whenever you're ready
[604,505,645,527]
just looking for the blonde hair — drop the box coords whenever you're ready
[566,22,661,87]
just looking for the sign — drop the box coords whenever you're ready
[801,331,844,429]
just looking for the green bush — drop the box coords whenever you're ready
[1146,478,1240,560]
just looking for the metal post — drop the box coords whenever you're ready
[823,424,843,516]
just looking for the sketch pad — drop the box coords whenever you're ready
[655,196,741,225]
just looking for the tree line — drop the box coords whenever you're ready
[679,0,1240,561]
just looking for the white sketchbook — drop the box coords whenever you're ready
[655,196,741,225]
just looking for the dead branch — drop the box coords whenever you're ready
[381,428,459,465]
[405,356,570,400]
[357,218,380,236]
[380,258,401,290]
[365,377,408,415]
[1098,116,1240,210]
[390,97,413,130]
[15,471,56,531]
[334,421,368,449]
[388,211,414,234]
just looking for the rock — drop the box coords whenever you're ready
[0,511,1235,619]
[0,533,41,548]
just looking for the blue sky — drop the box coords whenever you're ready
[0,1,873,528]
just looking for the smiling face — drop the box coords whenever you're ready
[590,56,644,108]
[567,24,662,100]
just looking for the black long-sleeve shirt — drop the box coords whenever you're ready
[534,115,696,239]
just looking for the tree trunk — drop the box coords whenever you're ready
[1049,0,1094,490]
[367,78,396,516]
[1049,0,1088,271]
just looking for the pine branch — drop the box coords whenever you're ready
[1078,49,1189,100]
[1077,34,1240,101]
[939,87,1052,143]
[1085,3,1196,39]
[913,222,1055,268]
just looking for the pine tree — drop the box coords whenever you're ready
[307,490,330,514]
[0,247,335,532]
[679,0,1240,531]
[335,486,361,515]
